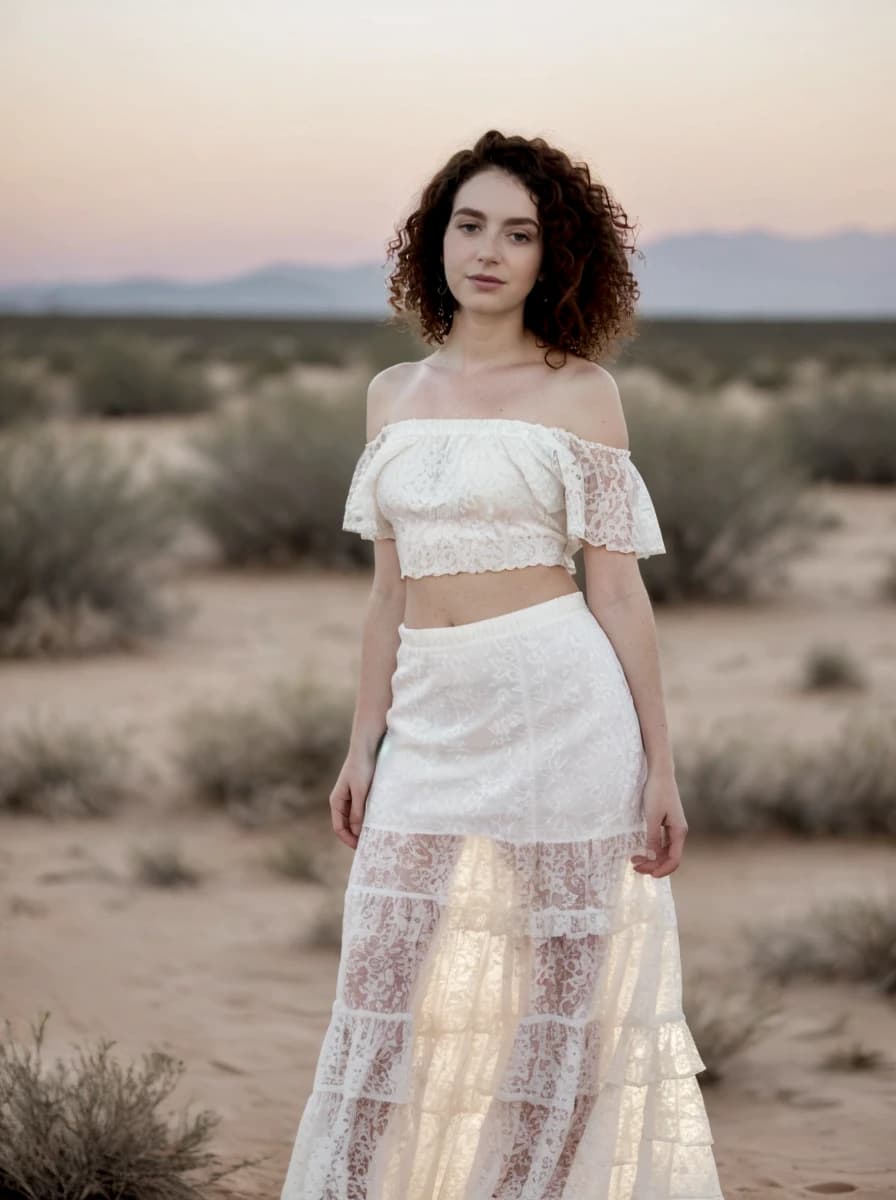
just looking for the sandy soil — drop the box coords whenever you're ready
[2,378,895,1197]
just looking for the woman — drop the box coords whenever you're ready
[281,130,724,1199]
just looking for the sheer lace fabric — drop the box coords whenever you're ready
[281,594,723,1199]
[341,418,666,579]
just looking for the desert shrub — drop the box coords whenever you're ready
[679,711,896,837]
[0,1013,257,1199]
[674,731,768,836]
[764,712,896,836]
[683,970,780,1085]
[43,337,82,375]
[742,355,793,390]
[819,1041,889,1072]
[182,385,368,567]
[132,843,202,888]
[800,643,866,691]
[0,426,178,656]
[627,394,821,603]
[0,718,135,817]
[358,326,424,376]
[242,335,301,381]
[75,332,215,417]
[296,337,349,368]
[749,891,896,996]
[0,362,55,425]
[305,888,345,950]
[880,555,896,602]
[773,371,896,483]
[176,676,351,826]
[168,336,208,368]
[266,835,329,882]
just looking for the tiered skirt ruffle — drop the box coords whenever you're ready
[281,593,724,1198]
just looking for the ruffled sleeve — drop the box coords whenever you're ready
[342,427,397,540]
[553,429,666,559]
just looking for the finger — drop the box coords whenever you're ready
[348,798,366,839]
[631,848,668,874]
[346,776,368,833]
[330,791,346,836]
[651,824,687,877]
[630,847,664,873]
[631,813,665,869]
[330,787,357,849]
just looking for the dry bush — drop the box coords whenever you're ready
[0,427,178,656]
[266,835,330,883]
[43,337,82,375]
[880,555,896,602]
[679,711,896,837]
[305,888,345,950]
[75,331,215,417]
[0,1013,259,1199]
[132,843,202,888]
[674,731,767,835]
[357,326,424,376]
[683,969,781,1085]
[800,643,866,691]
[773,370,896,484]
[0,718,135,818]
[763,712,896,836]
[182,385,369,567]
[296,336,351,368]
[241,334,302,381]
[176,676,351,826]
[819,1041,890,1072]
[627,393,822,603]
[748,891,896,996]
[0,361,56,426]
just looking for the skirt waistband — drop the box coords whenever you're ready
[397,589,587,648]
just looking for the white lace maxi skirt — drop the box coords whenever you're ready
[281,589,724,1200]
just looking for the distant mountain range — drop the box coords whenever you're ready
[1,230,893,317]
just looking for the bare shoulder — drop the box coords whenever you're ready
[364,361,418,440]
[548,358,629,451]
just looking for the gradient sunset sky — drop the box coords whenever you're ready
[3,0,893,285]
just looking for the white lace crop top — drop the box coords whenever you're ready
[342,417,666,579]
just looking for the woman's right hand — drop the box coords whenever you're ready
[329,749,377,850]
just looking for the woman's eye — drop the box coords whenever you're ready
[458,224,530,243]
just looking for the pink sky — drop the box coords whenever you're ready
[2,0,894,285]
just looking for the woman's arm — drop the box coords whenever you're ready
[583,558,675,776]
[583,549,687,879]
[348,540,405,760]
[331,376,406,848]
[332,548,404,849]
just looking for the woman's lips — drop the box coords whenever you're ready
[469,277,505,289]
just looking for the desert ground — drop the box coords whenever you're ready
[1,352,894,1198]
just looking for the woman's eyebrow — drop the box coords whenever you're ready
[453,206,540,229]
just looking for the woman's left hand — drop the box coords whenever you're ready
[630,770,688,878]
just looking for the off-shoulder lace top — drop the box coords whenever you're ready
[341,417,666,579]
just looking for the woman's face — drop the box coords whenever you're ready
[442,167,543,317]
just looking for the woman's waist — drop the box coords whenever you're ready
[401,564,579,632]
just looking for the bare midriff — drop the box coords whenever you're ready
[401,563,579,629]
[387,350,589,629]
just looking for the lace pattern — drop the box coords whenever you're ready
[341,418,666,578]
[283,823,720,1200]
[281,596,723,1198]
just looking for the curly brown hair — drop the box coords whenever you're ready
[383,129,643,368]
